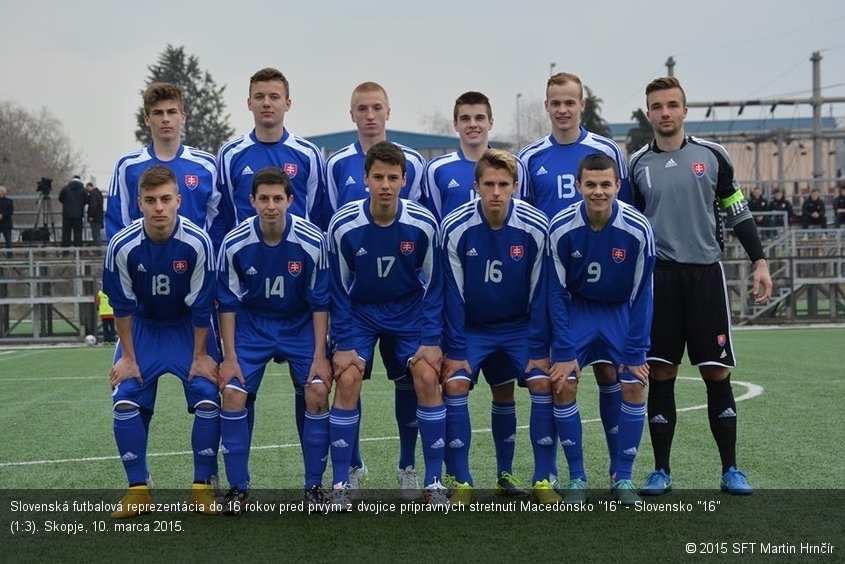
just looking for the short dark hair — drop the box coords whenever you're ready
[475,149,518,182]
[143,82,183,115]
[365,141,406,176]
[139,165,177,193]
[576,153,619,183]
[645,76,687,106]
[250,67,290,98]
[252,166,292,198]
[453,91,492,122]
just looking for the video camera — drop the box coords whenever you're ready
[36,177,53,196]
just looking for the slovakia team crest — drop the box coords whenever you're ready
[283,163,298,178]
[400,241,414,255]
[184,174,199,190]
[173,260,188,274]
[510,245,525,261]
[716,334,727,347]
[692,162,706,178]
[288,261,302,277]
[611,248,626,263]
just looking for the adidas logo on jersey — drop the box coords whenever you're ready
[355,247,368,256]
[537,166,548,175]
[447,178,460,188]
[246,266,258,275]
[430,438,446,449]
[137,263,146,272]
[197,448,216,457]
[649,414,669,424]
[448,439,465,449]
[537,436,555,446]
[344,176,356,186]
[571,250,583,258]
[718,408,737,419]
[331,439,349,448]
[608,426,619,435]
[560,439,576,447]
[242,166,254,175]
[665,158,678,168]
[623,447,638,456]
[120,452,138,462]
[466,248,478,256]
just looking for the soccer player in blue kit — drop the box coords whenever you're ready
[106,82,222,245]
[104,165,220,518]
[216,167,332,513]
[440,149,555,504]
[547,154,655,505]
[327,141,447,506]
[324,81,426,495]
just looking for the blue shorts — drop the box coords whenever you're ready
[226,309,325,396]
[111,318,221,413]
[342,325,419,382]
[448,325,530,389]
[568,297,640,384]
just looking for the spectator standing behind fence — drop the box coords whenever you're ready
[747,186,771,235]
[59,175,87,247]
[833,183,845,229]
[769,187,795,229]
[95,285,116,344]
[0,185,13,255]
[85,182,104,245]
[801,188,826,229]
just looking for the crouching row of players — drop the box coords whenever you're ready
[103,143,653,518]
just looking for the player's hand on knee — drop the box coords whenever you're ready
[109,357,142,388]
[524,357,551,375]
[189,354,219,383]
[619,362,649,385]
[218,357,245,391]
[412,345,442,374]
[441,357,471,383]
[307,357,333,392]
[333,349,364,376]
[549,360,580,394]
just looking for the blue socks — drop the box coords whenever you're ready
[395,379,418,470]
[554,401,584,481]
[529,392,555,484]
[221,408,250,490]
[191,405,220,483]
[303,411,330,488]
[491,401,516,476]
[416,404,447,487]
[329,407,359,485]
[114,408,148,485]
[615,401,646,481]
[444,394,472,484]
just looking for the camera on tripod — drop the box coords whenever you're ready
[36,177,53,196]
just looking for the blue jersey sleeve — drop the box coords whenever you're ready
[307,233,331,313]
[185,226,216,329]
[528,245,549,359]
[327,221,355,350]
[440,230,466,358]
[547,238,576,363]
[419,225,442,346]
[621,221,656,366]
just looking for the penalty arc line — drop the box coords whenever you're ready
[0,376,763,468]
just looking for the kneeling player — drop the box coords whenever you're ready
[440,149,553,504]
[104,165,221,518]
[217,167,332,512]
[547,154,656,505]
[327,141,447,506]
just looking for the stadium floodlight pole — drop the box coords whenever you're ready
[516,93,523,149]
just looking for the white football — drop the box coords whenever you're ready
[84,334,97,346]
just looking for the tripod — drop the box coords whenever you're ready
[33,192,56,247]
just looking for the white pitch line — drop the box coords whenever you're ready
[0,377,763,468]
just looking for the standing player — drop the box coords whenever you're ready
[104,165,220,518]
[106,83,222,245]
[519,72,631,479]
[324,81,426,494]
[421,92,530,495]
[327,141,446,505]
[216,167,332,512]
[218,67,327,231]
[217,67,328,459]
[547,154,655,505]
[629,77,772,495]
[440,150,554,504]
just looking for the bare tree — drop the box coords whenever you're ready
[418,108,456,136]
[0,100,84,205]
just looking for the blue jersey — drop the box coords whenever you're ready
[547,200,655,365]
[420,149,529,221]
[217,214,329,322]
[327,199,441,350]
[519,127,630,217]
[217,129,327,230]
[103,216,216,328]
[106,145,221,241]
[325,141,425,214]
[440,199,548,361]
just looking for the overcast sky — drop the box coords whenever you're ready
[2,0,844,184]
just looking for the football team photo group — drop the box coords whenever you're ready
[102,66,773,519]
